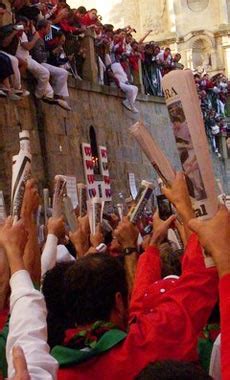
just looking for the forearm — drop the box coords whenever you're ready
[0,249,10,311]
[23,218,41,284]
[124,252,138,295]
[22,36,39,51]
[41,234,58,278]
[6,270,58,379]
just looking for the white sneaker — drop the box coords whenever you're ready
[122,99,132,111]
[57,99,71,111]
[0,90,7,97]
[130,105,139,113]
[8,91,21,101]
[15,89,30,97]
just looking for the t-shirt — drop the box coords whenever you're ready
[16,32,30,61]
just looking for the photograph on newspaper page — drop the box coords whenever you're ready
[162,69,218,219]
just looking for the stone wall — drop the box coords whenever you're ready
[0,79,228,209]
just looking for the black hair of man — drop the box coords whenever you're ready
[36,18,50,31]
[89,8,97,12]
[64,253,128,325]
[42,262,75,348]
[135,361,213,380]
[0,3,6,9]
[77,6,86,14]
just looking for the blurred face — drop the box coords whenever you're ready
[164,48,171,57]
[154,46,160,55]
[89,9,97,20]
[0,7,6,16]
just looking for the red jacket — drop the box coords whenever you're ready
[220,273,230,380]
[57,234,218,380]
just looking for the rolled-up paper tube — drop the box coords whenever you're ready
[63,195,77,232]
[77,183,88,217]
[52,175,66,218]
[11,130,31,221]
[130,121,175,186]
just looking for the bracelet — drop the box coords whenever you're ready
[122,247,136,256]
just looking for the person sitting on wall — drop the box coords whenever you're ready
[111,58,139,113]
[31,18,71,111]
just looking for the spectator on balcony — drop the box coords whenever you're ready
[80,8,98,27]
[172,53,184,70]
[15,16,56,101]
[31,19,71,110]
[0,51,22,99]
[157,47,172,76]
[0,5,29,96]
[111,60,139,113]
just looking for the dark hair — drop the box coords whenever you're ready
[89,8,97,12]
[159,243,183,277]
[64,254,128,325]
[77,6,86,14]
[0,3,6,9]
[36,19,50,31]
[135,361,213,380]
[42,262,75,348]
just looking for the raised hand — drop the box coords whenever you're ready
[114,217,139,249]
[47,216,65,240]
[189,205,230,278]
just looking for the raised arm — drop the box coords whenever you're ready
[0,218,58,379]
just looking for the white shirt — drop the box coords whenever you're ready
[41,234,75,279]
[6,270,58,379]
[16,32,30,61]
[209,334,221,380]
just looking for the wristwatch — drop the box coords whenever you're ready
[122,247,136,256]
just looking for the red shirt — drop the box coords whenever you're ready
[80,13,97,26]
[57,234,218,380]
[220,273,230,380]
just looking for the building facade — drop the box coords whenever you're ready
[106,0,230,77]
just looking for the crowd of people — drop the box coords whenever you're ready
[0,0,185,113]
[0,172,229,380]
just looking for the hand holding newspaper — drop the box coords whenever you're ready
[128,180,154,224]
[11,130,32,222]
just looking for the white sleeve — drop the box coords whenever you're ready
[209,334,221,380]
[6,270,58,380]
[41,234,58,278]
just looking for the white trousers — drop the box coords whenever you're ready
[0,51,21,89]
[42,63,69,97]
[120,82,138,106]
[27,57,54,98]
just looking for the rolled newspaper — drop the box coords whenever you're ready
[77,183,88,217]
[11,130,31,221]
[52,175,66,218]
[87,197,104,235]
[0,191,7,223]
[43,188,49,224]
[128,180,154,224]
[130,122,175,186]
[63,195,77,232]
[162,69,218,220]
[117,203,124,220]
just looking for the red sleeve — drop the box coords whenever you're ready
[129,246,161,319]
[182,233,207,272]
[220,273,230,380]
[128,234,218,362]
[59,20,78,33]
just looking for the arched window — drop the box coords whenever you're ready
[89,126,100,175]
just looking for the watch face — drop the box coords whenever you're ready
[187,0,209,12]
